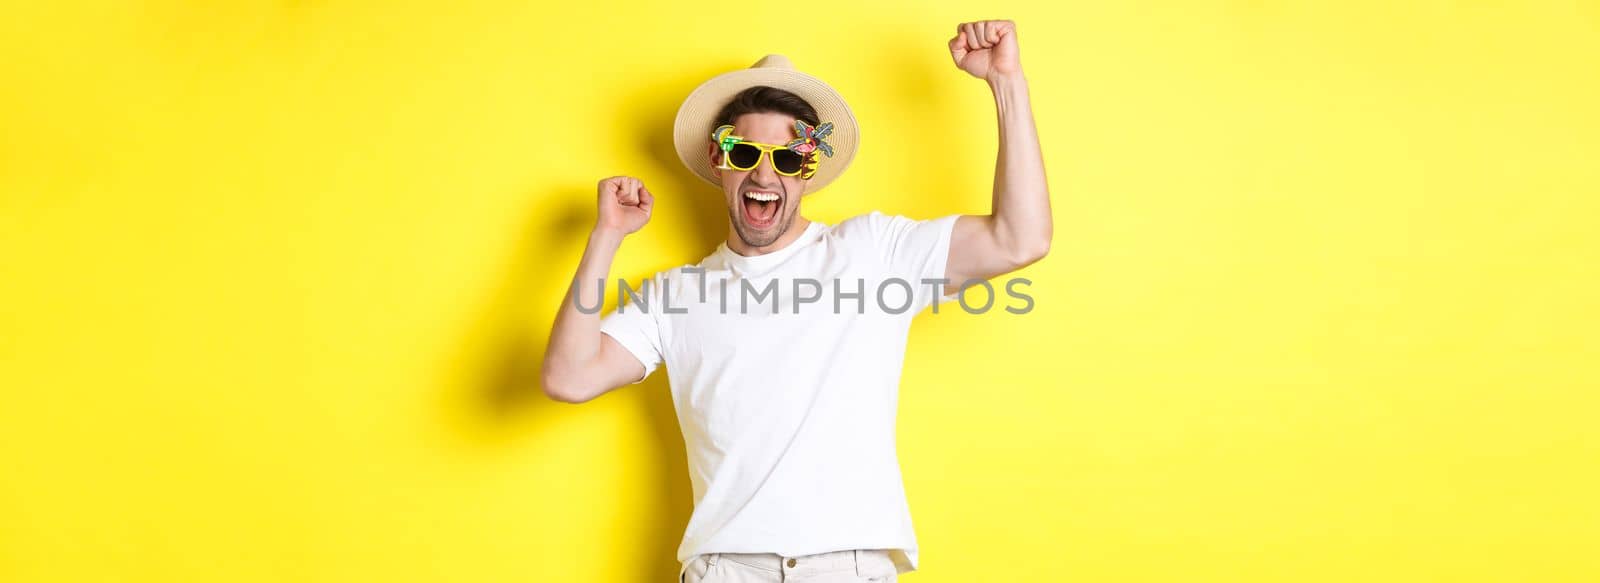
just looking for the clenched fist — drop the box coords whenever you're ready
[949,19,1022,82]
[595,176,653,236]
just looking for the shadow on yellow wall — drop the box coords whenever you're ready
[3,2,1599,582]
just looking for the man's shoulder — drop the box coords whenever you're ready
[652,260,714,281]
[829,210,904,238]
[643,244,738,285]
[830,210,959,242]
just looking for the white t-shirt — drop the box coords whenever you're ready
[599,211,961,579]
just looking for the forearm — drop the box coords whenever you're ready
[541,228,624,395]
[987,72,1052,260]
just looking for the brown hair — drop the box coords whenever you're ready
[713,86,820,130]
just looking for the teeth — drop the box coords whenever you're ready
[743,191,779,202]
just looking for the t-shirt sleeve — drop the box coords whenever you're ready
[598,274,666,384]
[843,211,963,310]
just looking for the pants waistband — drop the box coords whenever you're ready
[703,548,896,577]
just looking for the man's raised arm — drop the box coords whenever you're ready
[944,20,1053,289]
[540,176,653,403]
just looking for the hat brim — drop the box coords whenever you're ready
[673,66,858,196]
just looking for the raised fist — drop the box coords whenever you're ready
[595,176,654,236]
[949,20,1022,81]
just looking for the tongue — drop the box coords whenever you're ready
[744,197,778,226]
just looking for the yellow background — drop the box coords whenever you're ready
[3,1,1597,581]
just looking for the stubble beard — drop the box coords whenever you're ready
[729,200,794,249]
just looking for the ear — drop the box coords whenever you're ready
[706,142,722,179]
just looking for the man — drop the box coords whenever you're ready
[541,19,1049,582]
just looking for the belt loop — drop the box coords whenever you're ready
[853,549,862,577]
[707,553,719,568]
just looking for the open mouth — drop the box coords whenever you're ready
[741,189,782,230]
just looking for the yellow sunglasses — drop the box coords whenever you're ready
[720,141,809,176]
[711,124,821,179]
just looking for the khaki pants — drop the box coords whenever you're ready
[680,549,900,582]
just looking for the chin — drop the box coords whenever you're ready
[731,210,792,249]
[737,221,786,248]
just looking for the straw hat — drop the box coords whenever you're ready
[672,54,859,195]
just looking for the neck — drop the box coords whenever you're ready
[727,215,813,256]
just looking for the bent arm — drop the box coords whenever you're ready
[540,229,646,403]
[946,72,1052,291]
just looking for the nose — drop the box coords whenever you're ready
[751,152,781,184]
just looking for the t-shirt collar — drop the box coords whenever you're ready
[713,220,826,274]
